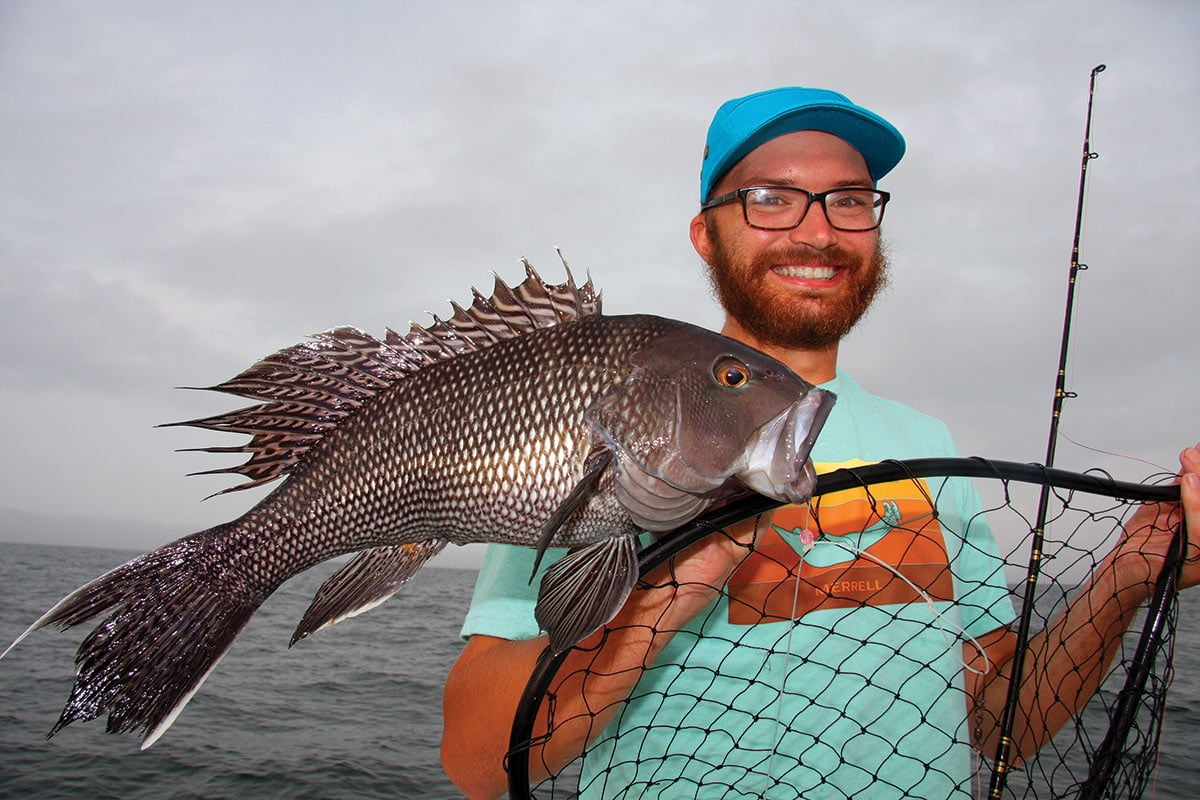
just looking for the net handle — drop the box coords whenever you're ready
[505,456,1181,799]
[1077,516,1187,798]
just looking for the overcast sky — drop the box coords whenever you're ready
[1,1,1196,569]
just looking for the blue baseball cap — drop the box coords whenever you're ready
[700,87,906,202]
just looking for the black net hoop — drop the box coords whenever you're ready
[506,457,1185,800]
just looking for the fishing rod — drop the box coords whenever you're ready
[985,64,1187,798]
[1046,63,1106,471]
[984,62,1106,798]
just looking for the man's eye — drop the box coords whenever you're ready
[830,193,867,208]
[747,189,792,207]
[829,191,875,209]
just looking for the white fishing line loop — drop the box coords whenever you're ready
[820,537,992,676]
[764,522,994,785]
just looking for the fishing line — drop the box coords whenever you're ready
[762,519,995,783]
[764,515,804,783]
[820,538,992,674]
[1057,427,1174,474]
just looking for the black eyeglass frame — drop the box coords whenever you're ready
[700,186,891,232]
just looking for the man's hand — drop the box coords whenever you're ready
[1181,443,1200,571]
[1112,443,1199,591]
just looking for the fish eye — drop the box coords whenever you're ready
[713,358,750,389]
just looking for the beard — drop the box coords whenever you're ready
[703,223,890,351]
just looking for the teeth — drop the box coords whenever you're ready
[776,266,836,280]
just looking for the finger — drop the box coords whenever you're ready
[1182,469,1199,520]
[1181,443,1200,474]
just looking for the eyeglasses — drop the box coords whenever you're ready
[700,186,890,232]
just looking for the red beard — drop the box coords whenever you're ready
[704,225,889,351]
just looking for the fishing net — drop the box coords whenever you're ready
[505,458,1185,800]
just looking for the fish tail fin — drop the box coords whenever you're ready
[534,534,639,654]
[6,523,269,748]
[290,539,447,646]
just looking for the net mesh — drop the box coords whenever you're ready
[507,459,1184,800]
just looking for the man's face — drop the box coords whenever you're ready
[693,130,889,351]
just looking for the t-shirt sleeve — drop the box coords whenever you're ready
[950,475,1017,637]
[459,542,567,641]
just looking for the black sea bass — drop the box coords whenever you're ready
[3,263,834,748]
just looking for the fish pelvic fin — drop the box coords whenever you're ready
[534,534,639,655]
[290,540,448,647]
[12,524,269,747]
[167,263,600,496]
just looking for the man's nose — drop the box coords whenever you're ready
[786,200,838,249]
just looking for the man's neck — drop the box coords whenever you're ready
[719,318,839,385]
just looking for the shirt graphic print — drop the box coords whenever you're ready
[727,462,955,625]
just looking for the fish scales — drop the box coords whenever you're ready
[2,264,835,747]
[254,316,655,571]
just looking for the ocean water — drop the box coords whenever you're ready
[2,541,1198,799]
[0,542,473,799]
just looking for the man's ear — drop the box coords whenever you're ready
[689,211,713,262]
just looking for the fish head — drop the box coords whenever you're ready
[587,321,835,529]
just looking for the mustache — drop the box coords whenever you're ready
[755,244,863,269]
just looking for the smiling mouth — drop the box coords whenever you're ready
[773,265,839,280]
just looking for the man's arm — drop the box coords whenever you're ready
[441,520,760,800]
[966,444,1200,762]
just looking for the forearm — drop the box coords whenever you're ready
[441,576,711,799]
[973,543,1163,761]
[442,523,758,798]
[442,634,554,799]
[994,576,1143,759]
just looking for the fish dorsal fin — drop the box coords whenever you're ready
[168,259,600,494]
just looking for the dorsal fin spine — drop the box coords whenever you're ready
[176,262,600,494]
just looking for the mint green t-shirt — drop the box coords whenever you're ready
[461,372,1015,799]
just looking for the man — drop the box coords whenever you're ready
[441,87,1197,799]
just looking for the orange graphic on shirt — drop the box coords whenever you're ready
[727,467,955,625]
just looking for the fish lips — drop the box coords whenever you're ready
[738,387,836,504]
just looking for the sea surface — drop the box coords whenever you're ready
[0,542,474,799]
[1,541,1198,799]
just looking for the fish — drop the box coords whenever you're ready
[1,260,835,748]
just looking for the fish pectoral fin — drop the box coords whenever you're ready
[290,540,448,647]
[528,447,613,581]
[534,534,638,655]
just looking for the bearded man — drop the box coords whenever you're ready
[441,87,1197,800]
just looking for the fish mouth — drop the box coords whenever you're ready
[739,387,836,503]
